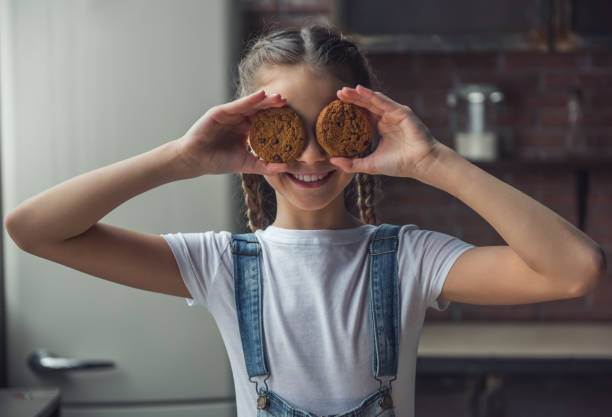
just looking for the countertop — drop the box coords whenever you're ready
[416,322,612,374]
[418,322,612,357]
[0,387,60,417]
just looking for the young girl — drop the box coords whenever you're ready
[5,23,604,417]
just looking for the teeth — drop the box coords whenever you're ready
[291,173,328,182]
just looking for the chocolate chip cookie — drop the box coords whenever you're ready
[248,106,307,163]
[315,99,373,158]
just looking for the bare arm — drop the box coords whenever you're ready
[3,140,198,298]
[5,139,187,248]
[333,85,605,304]
[4,90,289,297]
[418,141,605,302]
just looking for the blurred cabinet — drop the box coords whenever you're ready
[331,0,612,52]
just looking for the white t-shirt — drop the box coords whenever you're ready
[161,224,475,417]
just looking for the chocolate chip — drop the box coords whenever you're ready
[258,137,266,143]
[272,138,280,145]
[273,154,281,161]
[284,144,292,152]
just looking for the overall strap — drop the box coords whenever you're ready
[231,233,269,378]
[368,223,401,379]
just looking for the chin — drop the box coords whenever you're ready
[291,197,335,211]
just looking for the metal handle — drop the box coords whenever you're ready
[27,348,115,373]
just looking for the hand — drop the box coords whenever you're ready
[175,90,290,178]
[331,85,441,178]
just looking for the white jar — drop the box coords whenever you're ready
[455,131,499,162]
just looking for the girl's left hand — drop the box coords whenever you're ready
[331,85,441,178]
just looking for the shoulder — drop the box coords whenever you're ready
[394,223,474,261]
[396,223,458,246]
[161,229,234,258]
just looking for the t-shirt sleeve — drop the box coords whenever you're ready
[400,225,476,311]
[160,231,231,308]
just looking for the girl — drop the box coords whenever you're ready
[5,23,604,417]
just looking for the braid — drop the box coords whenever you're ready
[235,23,383,229]
[241,173,265,232]
[356,173,382,225]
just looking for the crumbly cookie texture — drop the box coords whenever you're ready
[315,99,373,158]
[248,106,307,162]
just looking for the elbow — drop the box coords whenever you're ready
[5,211,21,243]
[4,210,35,252]
[568,246,607,297]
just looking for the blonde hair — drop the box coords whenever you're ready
[235,23,383,231]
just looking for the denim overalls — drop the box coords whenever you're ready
[231,223,401,417]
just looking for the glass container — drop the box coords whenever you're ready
[447,83,504,162]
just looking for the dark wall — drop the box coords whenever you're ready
[238,0,612,323]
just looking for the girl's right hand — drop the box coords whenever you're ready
[175,90,289,178]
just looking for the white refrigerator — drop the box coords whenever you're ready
[1,0,239,415]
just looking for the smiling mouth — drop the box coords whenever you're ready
[285,170,336,187]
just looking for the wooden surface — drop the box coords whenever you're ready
[418,323,612,358]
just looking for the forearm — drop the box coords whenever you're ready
[5,138,189,247]
[414,141,605,286]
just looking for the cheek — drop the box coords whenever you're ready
[341,172,357,187]
[262,174,280,190]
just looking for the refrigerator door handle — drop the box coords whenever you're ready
[27,349,115,373]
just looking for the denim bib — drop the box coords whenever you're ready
[231,223,401,417]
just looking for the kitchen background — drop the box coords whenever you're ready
[236,0,612,416]
[1,0,610,416]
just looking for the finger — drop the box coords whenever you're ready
[223,89,267,115]
[260,160,289,175]
[243,94,288,117]
[337,88,385,117]
[235,118,252,136]
[215,92,286,124]
[368,111,382,127]
[243,155,289,176]
[337,89,383,127]
[329,155,377,175]
[355,85,406,114]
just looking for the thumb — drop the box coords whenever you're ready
[330,156,375,174]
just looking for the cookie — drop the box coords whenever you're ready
[248,106,307,163]
[315,99,373,158]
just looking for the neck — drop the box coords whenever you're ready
[272,196,364,230]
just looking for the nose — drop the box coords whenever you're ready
[296,130,327,163]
